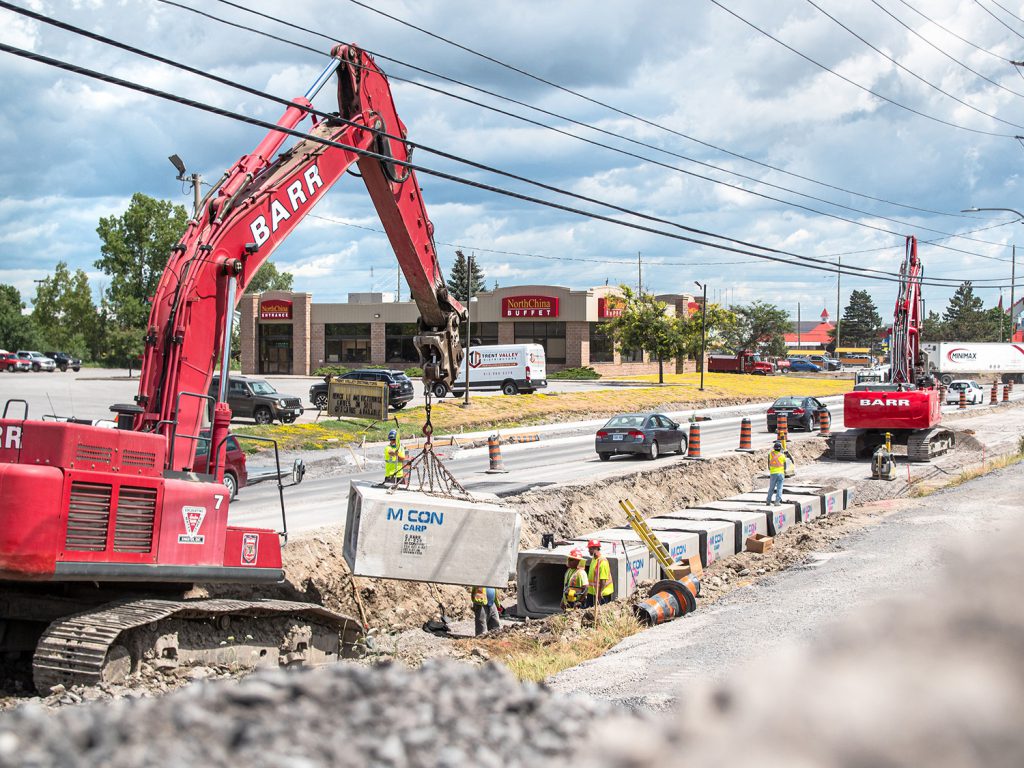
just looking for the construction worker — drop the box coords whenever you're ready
[583,540,613,607]
[383,429,406,486]
[562,549,589,610]
[766,440,786,506]
[469,586,500,636]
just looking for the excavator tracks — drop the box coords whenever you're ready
[907,428,956,462]
[32,598,364,693]
[832,430,865,461]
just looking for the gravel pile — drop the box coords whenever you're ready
[0,661,672,768]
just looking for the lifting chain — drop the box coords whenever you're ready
[389,387,469,499]
[422,391,434,444]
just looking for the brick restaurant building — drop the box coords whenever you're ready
[238,285,698,376]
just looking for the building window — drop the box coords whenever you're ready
[325,323,371,363]
[468,322,499,347]
[514,321,566,364]
[385,323,420,363]
[589,323,614,363]
[621,346,644,363]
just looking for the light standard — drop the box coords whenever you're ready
[694,281,707,391]
[961,207,1019,337]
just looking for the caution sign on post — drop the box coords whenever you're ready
[327,379,389,420]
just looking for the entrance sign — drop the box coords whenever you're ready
[260,299,293,319]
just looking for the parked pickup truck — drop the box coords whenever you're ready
[706,352,774,375]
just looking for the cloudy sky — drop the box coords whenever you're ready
[2,0,1024,321]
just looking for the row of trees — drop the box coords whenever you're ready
[0,194,294,365]
[601,288,792,382]
[831,283,1013,352]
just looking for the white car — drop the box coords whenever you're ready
[945,380,984,405]
[15,350,57,372]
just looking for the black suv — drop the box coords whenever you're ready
[309,369,415,411]
[44,351,82,372]
[209,375,304,424]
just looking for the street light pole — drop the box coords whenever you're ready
[962,206,1020,336]
[695,281,707,391]
[463,252,473,407]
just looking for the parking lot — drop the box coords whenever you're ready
[0,368,618,425]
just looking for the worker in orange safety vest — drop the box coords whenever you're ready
[562,549,589,610]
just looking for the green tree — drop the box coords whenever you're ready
[829,289,883,348]
[600,287,685,383]
[921,310,945,343]
[446,250,486,302]
[719,301,790,357]
[679,303,737,366]
[942,282,1000,341]
[244,261,294,294]
[31,262,99,359]
[0,285,37,350]
[95,193,189,329]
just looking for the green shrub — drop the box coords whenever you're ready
[404,366,424,378]
[314,365,350,377]
[548,366,601,380]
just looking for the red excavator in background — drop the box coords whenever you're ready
[833,236,954,462]
[0,44,464,691]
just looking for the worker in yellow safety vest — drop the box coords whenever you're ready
[384,429,406,485]
[583,539,613,607]
[469,586,501,636]
[766,440,786,506]
[562,549,589,610]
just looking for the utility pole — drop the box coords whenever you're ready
[835,256,842,351]
[637,252,642,295]
[695,281,707,391]
[1013,245,1017,338]
[396,265,401,302]
[797,303,801,349]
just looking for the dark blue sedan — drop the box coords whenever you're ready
[787,358,822,372]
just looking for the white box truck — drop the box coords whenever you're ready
[440,343,548,396]
[921,342,1024,385]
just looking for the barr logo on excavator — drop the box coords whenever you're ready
[858,398,911,407]
[0,425,21,450]
[248,165,325,247]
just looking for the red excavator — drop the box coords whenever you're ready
[0,44,463,691]
[833,236,954,462]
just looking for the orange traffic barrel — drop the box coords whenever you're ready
[990,381,998,405]
[634,576,700,626]
[486,434,508,474]
[1003,382,1010,403]
[959,388,967,410]
[938,384,946,403]
[687,422,703,459]
[736,417,754,452]
[776,412,788,442]
[819,409,831,437]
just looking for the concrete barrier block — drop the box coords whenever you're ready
[730,492,821,523]
[772,485,850,513]
[343,482,520,588]
[642,517,736,566]
[704,500,794,536]
[516,541,650,617]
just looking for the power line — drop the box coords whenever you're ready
[972,0,1024,42]
[805,0,1024,129]
[868,0,1024,101]
[204,0,999,225]
[892,0,1012,63]
[141,0,1017,260]
[0,27,1011,288]
[706,0,1016,138]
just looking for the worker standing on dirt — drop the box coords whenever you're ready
[766,440,786,505]
[562,549,589,610]
[583,540,613,607]
[383,429,406,486]
[470,586,501,636]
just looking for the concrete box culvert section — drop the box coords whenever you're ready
[695,500,793,537]
[573,527,702,576]
[729,492,818,523]
[516,541,651,617]
[657,508,768,551]
[736,487,848,519]
[639,517,737,566]
[776,485,849,515]
[343,482,521,588]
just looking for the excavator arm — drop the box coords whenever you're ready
[889,235,925,386]
[133,44,464,472]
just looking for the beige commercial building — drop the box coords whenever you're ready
[238,285,699,376]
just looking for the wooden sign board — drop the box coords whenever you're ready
[327,379,388,421]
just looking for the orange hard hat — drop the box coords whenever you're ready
[567,548,585,562]
[587,539,601,550]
